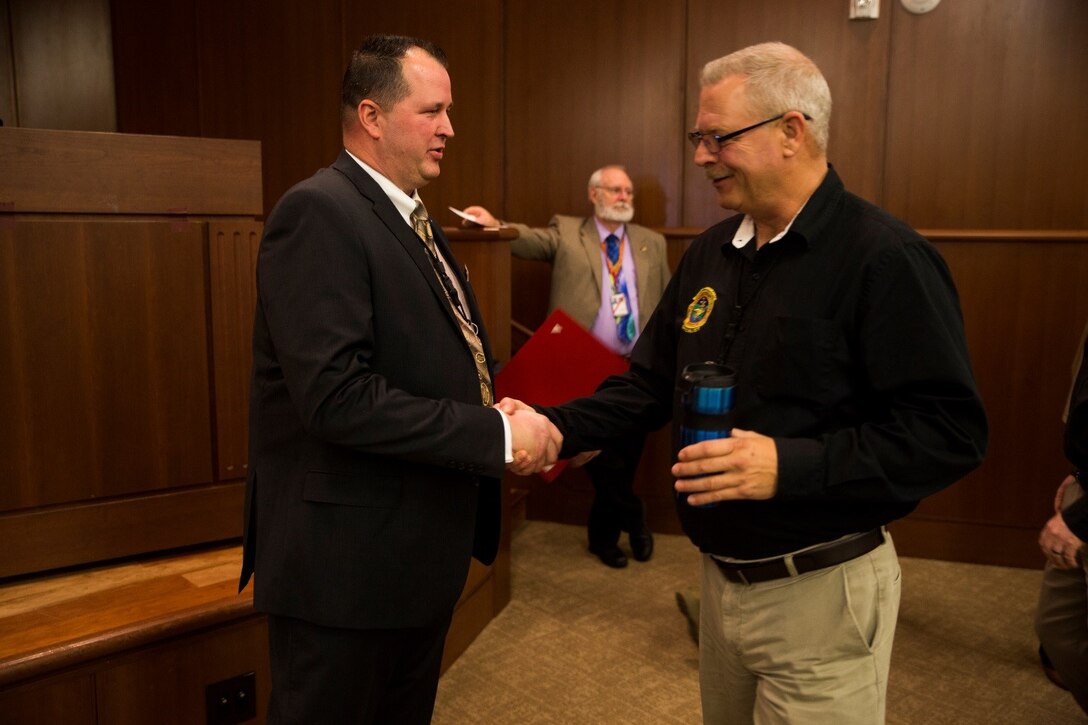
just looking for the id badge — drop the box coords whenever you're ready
[611,292,630,317]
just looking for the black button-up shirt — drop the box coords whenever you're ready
[547,166,989,558]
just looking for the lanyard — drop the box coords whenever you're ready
[602,234,626,293]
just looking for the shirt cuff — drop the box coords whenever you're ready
[497,408,514,463]
[772,437,826,499]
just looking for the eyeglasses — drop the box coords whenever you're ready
[595,185,634,197]
[687,112,812,154]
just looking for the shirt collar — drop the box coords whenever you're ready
[594,218,626,243]
[730,201,808,249]
[344,149,421,226]
[729,164,840,250]
[786,164,841,249]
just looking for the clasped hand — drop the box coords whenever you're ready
[1039,474,1084,569]
[497,397,563,475]
[671,429,779,506]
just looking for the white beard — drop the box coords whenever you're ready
[596,201,634,223]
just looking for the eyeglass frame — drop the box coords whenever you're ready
[687,111,813,154]
[594,184,635,197]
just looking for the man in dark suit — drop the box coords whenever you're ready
[238,35,561,724]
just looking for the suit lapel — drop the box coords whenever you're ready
[331,153,465,333]
[579,217,604,293]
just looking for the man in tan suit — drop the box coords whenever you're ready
[465,165,671,567]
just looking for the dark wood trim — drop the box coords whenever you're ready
[441,227,519,242]
[0,483,245,579]
[0,127,262,216]
[919,229,1088,242]
[0,596,259,690]
[889,516,1044,570]
[208,221,262,481]
[649,227,1088,243]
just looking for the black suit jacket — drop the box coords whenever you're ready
[239,151,504,629]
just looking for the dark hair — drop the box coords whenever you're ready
[341,34,448,123]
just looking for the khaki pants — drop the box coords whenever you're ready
[699,533,901,724]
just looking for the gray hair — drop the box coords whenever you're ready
[587,165,629,192]
[701,42,831,154]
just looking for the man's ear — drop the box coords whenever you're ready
[358,100,382,139]
[780,111,806,157]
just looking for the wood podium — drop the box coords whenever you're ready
[0,128,514,723]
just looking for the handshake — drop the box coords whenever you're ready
[497,397,564,476]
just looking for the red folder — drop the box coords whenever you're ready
[494,308,629,481]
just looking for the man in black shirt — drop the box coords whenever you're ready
[504,42,987,723]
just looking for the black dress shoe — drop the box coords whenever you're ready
[630,529,654,562]
[589,543,628,568]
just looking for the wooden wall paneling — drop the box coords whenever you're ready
[892,233,1088,567]
[0,220,214,511]
[501,0,685,336]
[884,0,1088,229]
[659,227,701,272]
[338,0,505,230]
[208,221,262,481]
[0,129,262,576]
[0,0,16,127]
[196,0,343,217]
[504,0,686,229]
[95,618,270,725]
[683,0,890,229]
[0,128,262,216]
[8,0,116,131]
[508,257,552,334]
[110,0,202,137]
[0,483,245,579]
[0,672,96,725]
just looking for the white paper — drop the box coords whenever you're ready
[448,206,479,224]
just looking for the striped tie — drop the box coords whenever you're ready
[411,202,493,406]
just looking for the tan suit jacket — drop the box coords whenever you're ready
[510,215,670,333]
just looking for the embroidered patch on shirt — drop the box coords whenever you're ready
[682,287,717,333]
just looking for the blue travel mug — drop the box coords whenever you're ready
[678,362,736,508]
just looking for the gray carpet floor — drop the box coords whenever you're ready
[434,521,1085,724]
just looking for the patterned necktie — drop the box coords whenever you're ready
[411,202,493,406]
[603,233,636,343]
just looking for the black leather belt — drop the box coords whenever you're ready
[713,528,885,585]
